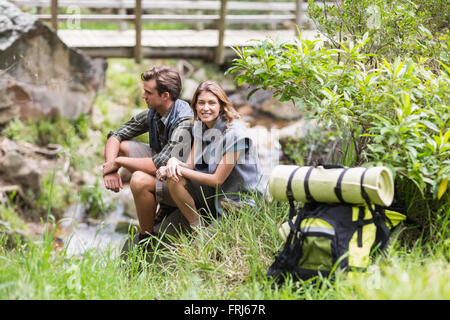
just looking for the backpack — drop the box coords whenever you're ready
[267,165,408,283]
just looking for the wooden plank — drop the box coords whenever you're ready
[51,0,58,31]
[63,29,320,59]
[57,29,316,49]
[215,0,227,65]
[296,0,303,27]
[134,0,142,63]
[10,0,304,11]
[36,13,301,24]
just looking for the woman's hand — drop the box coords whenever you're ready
[156,166,167,181]
[166,157,183,182]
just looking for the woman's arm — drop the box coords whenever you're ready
[174,150,239,188]
[165,142,195,178]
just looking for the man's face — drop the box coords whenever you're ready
[141,79,163,110]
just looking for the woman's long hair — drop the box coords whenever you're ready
[190,80,240,127]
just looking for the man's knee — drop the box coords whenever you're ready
[119,140,130,157]
[130,171,154,193]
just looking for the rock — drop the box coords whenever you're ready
[0,137,70,194]
[278,118,318,142]
[0,149,41,193]
[0,94,18,125]
[228,86,273,109]
[0,1,106,122]
[114,217,139,234]
[180,78,199,102]
[191,68,206,82]
[177,59,194,79]
[236,104,254,117]
[220,77,237,93]
[260,99,303,121]
[117,186,137,219]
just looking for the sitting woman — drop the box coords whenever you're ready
[156,80,264,230]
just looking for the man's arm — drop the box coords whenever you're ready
[103,110,149,192]
[104,136,121,162]
[103,136,123,192]
[114,156,157,176]
[152,118,193,169]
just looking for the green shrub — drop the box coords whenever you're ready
[227,31,449,202]
[307,0,449,70]
[78,179,116,219]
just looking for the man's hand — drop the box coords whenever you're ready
[103,172,123,192]
[102,160,120,176]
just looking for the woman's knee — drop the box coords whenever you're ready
[167,176,185,192]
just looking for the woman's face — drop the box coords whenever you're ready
[196,91,221,128]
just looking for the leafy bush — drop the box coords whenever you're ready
[226,2,449,239]
[307,0,449,70]
[226,3,449,202]
[78,179,116,219]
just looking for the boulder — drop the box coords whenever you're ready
[0,1,106,123]
[278,118,318,142]
[228,86,273,109]
[0,137,69,194]
[180,78,199,102]
[260,99,303,121]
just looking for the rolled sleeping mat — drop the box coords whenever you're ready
[268,165,394,207]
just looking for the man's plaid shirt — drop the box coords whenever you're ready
[107,108,193,169]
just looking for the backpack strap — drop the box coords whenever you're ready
[304,166,316,203]
[360,168,390,250]
[334,167,349,203]
[286,166,301,222]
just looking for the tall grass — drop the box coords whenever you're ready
[1,194,449,300]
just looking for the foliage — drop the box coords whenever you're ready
[0,201,28,233]
[78,179,116,219]
[307,0,449,70]
[227,32,449,200]
[282,124,339,166]
[35,170,74,218]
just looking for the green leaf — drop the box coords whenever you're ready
[422,120,439,132]
[246,88,260,100]
[437,178,448,200]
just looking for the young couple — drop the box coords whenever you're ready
[103,66,264,249]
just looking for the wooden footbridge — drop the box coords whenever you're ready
[11,0,321,64]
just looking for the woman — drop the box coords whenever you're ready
[156,81,264,229]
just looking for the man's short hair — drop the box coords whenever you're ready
[141,66,182,101]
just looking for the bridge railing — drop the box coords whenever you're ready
[10,0,314,64]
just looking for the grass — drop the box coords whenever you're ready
[0,196,449,300]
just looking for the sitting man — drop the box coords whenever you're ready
[102,66,193,247]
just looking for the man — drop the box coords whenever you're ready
[102,66,193,245]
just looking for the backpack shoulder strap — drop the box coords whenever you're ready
[286,166,301,222]
[360,168,390,249]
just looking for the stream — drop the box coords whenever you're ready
[61,201,128,257]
